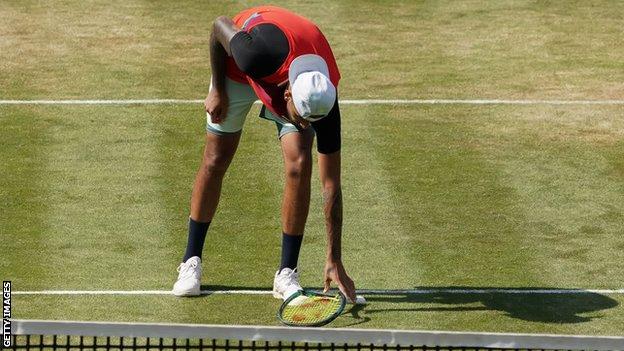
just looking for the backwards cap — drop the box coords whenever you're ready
[288,54,336,121]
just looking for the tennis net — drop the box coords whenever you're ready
[8,319,624,351]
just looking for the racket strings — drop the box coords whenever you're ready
[282,296,342,324]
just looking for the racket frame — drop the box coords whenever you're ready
[277,290,347,327]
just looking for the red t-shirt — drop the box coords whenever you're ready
[226,6,340,117]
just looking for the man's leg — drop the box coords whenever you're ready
[174,77,255,297]
[182,131,241,262]
[190,131,241,221]
[278,129,314,271]
[272,128,314,300]
[173,132,241,297]
[181,78,256,263]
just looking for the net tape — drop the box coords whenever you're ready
[9,319,624,351]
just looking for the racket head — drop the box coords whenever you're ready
[277,290,346,327]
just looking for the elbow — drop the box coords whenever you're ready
[211,16,236,56]
[211,16,230,40]
[213,16,230,31]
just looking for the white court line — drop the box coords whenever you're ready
[12,288,624,296]
[1,99,624,105]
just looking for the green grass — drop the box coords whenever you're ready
[12,294,624,333]
[1,0,624,337]
[1,0,623,99]
[4,104,624,334]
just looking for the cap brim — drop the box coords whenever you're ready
[288,54,330,86]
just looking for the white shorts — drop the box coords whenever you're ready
[206,78,302,138]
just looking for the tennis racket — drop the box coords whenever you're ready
[277,290,346,327]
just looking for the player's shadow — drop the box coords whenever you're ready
[363,286,619,323]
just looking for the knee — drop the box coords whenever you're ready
[285,155,312,180]
[201,152,232,176]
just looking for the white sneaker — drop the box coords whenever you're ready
[273,267,302,301]
[172,256,202,296]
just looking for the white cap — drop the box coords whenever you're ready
[288,54,336,121]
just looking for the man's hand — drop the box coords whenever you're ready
[323,259,356,303]
[205,89,228,124]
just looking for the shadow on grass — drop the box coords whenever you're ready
[341,303,371,327]
[363,286,619,324]
[196,285,617,324]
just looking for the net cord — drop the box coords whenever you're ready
[11,319,624,351]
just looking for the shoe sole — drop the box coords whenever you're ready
[272,290,283,300]
[272,282,283,299]
[172,287,201,297]
[273,286,302,301]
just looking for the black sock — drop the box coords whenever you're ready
[279,232,303,271]
[182,218,211,262]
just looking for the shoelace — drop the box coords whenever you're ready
[278,269,300,287]
[177,260,199,277]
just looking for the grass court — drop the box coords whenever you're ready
[1,0,623,335]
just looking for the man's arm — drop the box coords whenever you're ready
[205,16,241,122]
[210,16,240,90]
[318,150,356,302]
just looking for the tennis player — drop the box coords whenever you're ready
[172,6,356,303]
